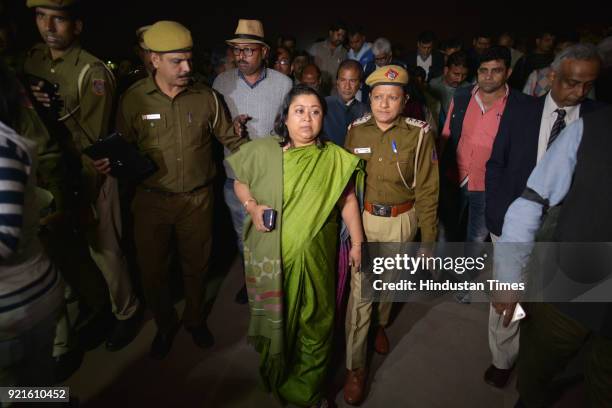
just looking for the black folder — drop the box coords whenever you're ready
[83,133,158,182]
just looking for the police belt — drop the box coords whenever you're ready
[140,181,211,197]
[365,200,414,217]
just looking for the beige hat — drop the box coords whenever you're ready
[226,19,268,47]
[143,21,192,53]
[26,0,78,8]
[366,65,409,88]
[136,25,151,50]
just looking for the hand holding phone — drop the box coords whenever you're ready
[510,303,526,323]
[263,208,277,231]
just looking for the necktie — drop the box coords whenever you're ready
[547,108,567,149]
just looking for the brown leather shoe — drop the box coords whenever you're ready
[484,364,514,388]
[374,326,389,354]
[344,368,367,405]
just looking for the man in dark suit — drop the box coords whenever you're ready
[404,31,445,82]
[484,43,605,389]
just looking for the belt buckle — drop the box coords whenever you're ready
[372,204,391,217]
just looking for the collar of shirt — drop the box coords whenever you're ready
[323,40,345,56]
[417,53,432,65]
[535,91,582,162]
[143,75,204,98]
[330,94,355,109]
[365,115,407,131]
[473,84,509,114]
[349,43,372,60]
[543,91,580,123]
[42,42,83,66]
[237,67,267,89]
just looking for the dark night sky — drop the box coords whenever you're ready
[4,0,610,62]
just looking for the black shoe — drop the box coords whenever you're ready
[105,308,144,352]
[53,347,84,383]
[234,285,249,304]
[484,364,514,388]
[187,324,214,349]
[149,323,180,360]
[78,312,114,351]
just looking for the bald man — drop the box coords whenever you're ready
[298,63,322,91]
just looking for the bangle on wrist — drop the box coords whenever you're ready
[243,198,257,209]
[351,242,362,247]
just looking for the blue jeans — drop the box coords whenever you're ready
[223,178,246,254]
[461,188,489,243]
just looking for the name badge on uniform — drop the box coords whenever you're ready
[141,114,161,120]
[354,147,371,154]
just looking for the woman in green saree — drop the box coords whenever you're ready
[226,85,364,407]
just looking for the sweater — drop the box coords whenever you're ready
[213,68,292,179]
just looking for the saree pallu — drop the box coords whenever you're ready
[226,137,361,406]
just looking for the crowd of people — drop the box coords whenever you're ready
[1,0,612,407]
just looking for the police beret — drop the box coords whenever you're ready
[365,65,409,88]
[143,21,193,53]
[26,0,78,8]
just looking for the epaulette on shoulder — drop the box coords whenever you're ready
[405,117,430,133]
[348,113,372,130]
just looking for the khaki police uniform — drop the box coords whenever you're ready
[24,35,139,321]
[116,21,246,333]
[344,66,439,370]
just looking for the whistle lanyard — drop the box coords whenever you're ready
[391,138,411,190]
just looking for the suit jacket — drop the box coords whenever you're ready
[485,95,606,236]
[404,50,445,81]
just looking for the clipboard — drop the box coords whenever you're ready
[82,132,158,182]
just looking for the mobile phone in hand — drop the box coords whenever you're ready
[511,303,526,323]
[263,208,277,231]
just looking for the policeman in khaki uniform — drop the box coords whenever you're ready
[24,0,141,356]
[343,65,439,405]
[109,21,247,359]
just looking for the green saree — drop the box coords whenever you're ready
[226,136,361,406]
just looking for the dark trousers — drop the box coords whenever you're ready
[40,220,109,313]
[518,303,612,407]
[132,186,213,333]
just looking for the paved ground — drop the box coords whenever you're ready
[63,251,589,408]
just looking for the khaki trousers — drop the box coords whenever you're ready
[345,208,417,369]
[132,186,213,333]
[488,233,520,369]
[88,176,139,320]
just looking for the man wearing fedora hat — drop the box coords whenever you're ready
[213,18,292,304]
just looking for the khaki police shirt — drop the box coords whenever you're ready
[117,75,246,193]
[24,43,115,151]
[345,115,439,242]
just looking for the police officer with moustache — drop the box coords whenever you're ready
[24,0,142,356]
[96,21,247,359]
[343,65,439,405]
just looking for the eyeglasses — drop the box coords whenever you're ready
[232,46,260,57]
[275,59,290,66]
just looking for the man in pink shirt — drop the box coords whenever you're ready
[440,46,513,243]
